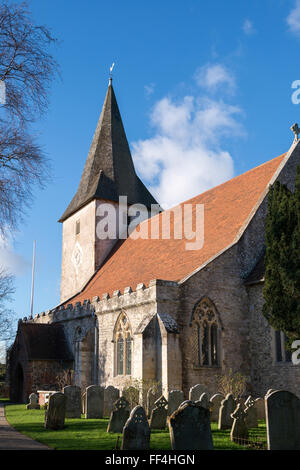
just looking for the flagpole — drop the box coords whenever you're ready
[30,240,36,317]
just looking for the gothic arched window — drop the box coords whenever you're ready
[114,312,132,376]
[191,298,221,367]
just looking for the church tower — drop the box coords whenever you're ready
[59,79,158,303]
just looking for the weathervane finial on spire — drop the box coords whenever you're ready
[109,62,115,85]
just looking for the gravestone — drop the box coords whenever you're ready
[218,393,235,430]
[209,394,224,422]
[121,406,150,450]
[107,396,130,433]
[85,385,104,419]
[244,396,258,428]
[254,397,265,420]
[150,395,168,429]
[146,387,161,418]
[44,392,66,430]
[63,385,81,418]
[188,384,206,402]
[168,390,184,416]
[266,390,300,450]
[169,401,213,450]
[230,403,248,443]
[26,393,40,410]
[104,386,120,417]
[197,392,210,410]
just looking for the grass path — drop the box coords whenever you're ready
[5,404,267,451]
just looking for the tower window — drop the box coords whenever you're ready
[75,220,80,235]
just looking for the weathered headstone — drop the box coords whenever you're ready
[266,390,300,450]
[146,386,161,418]
[45,392,66,430]
[26,393,40,410]
[197,392,210,410]
[230,403,248,444]
[104,385,120,417]
[121,406,150,450]
[209,393,224,422]
[63,385,81,418]
[85,385,104,419]
[169,401,213,450]
[168,390,184,416]
[218,393,235,430]
[150,395,168,430]
[244,396,258,428]
[82,392,86,414]
[254,397,265,420]
[188,384,206,402]
[107,396,130,433]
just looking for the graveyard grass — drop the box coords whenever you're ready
[5,404,267,451]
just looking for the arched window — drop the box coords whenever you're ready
[114,312,132,376]
[191,298,221,367]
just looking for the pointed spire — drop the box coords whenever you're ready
[59,81,158,222]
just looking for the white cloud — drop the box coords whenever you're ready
[195,63,235,93]
[132,68,245,209]
[287,0,300,36]
[0,235,30,276]
[242,19,255,35]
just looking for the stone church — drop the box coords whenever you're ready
[8,79,300,403]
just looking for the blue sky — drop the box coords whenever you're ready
[2,0,300,343]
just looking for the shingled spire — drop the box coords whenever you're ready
[59,81,158,222]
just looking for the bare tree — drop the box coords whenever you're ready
[0,1,59,233]
[0,268,15,342]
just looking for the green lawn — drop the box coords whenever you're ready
[5,404,267,451]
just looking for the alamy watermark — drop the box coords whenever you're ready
[291,340,300,365]
[95,196,204,251]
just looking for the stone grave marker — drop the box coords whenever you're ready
[121,405,150,450]
[169,401,213,450]
[209,394,224,422]
[104,385,120,417]
[44,392,66,430]
[168,390,184,416]
[197,392,210,410]
[149,395,168,430]
[218,393,235,430]
[146,386,161,418]
[254,397,265,420]
[63,385,81,419]
[188,384,206,402]
[26,393,40,410]
[244,396,258,428]
[230,403,248,444]
[107,396,130,433]
[85,385,104,419]
[266,390,300,450]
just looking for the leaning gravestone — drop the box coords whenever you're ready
[230,403,248,443]
[107,396,130,433]
[169,401,213,450]
[168,390,184,416]
[45,392,66,430]
[63,385,81,419]
[209,394,224,422]
[121,406,150,450]
[244,396,258,428]
[104,386,120,417]
[85,385,104,419]
[189,384,206,402]
[254,397,265,420]
[150,395,168,430]
[146,387,161,418]
[266,390,300,450]
[26,393,40,410]
[218,393,235,430]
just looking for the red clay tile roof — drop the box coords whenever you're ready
[65,153,286,305]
